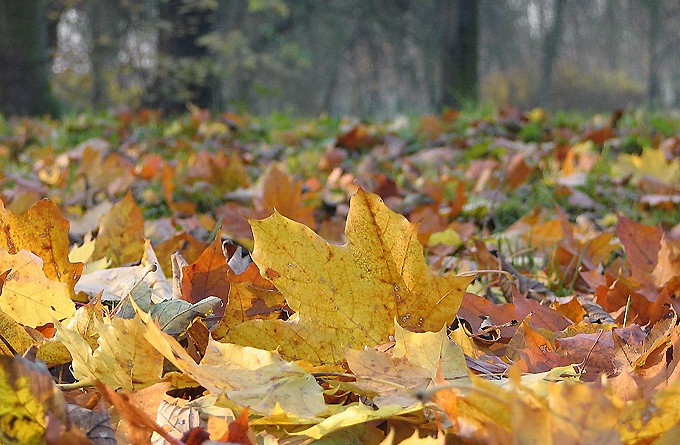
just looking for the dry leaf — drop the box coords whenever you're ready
[0,249,75,327]
[92,190,146,267]
[226,189,473,364]
[0,199,83,297]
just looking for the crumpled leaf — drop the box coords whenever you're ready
[291,404,423,440]
[114,272,221,339]
[151,398,202,445]
[0,199,83,297]
[227,189,473,364]
[137,304,327,419]
[345,322,468,407]
[75,241,171,302]
[0,354,66,445]
[149,297,222,338]
[0,249,75,327]
[56,312,164,391]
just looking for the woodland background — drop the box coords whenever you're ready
[2,0,680,118]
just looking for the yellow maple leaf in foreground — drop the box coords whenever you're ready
[226,189,473,364]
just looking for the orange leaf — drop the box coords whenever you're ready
[616,216,662,281]
[181,237,231,314]
[259,165,315,227]
[220,408,253,445]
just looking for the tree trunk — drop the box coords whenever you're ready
[440,0,479,109]
[604,0,618,71]
[150,0,215,113]
[87,0,122,109]
[644,0,661,107]
[0,0,55,116]
[539,0,566,106]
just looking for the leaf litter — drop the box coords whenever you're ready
[1,108,680,443]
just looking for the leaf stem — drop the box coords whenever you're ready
[623,294,632,327]
[58,379,95,391]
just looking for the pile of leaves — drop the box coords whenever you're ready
[1,106,680,444]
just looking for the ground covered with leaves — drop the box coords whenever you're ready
[1,106,680,444]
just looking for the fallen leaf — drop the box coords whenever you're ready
[345,323,468,408]
[0,310,71,366]
[258,165,316,227]
[56,312,164,391]
[226,189,473,364]
[0,354,66,445]
[614,148,680,185]
[138,305,327,418]
[92,190,146,267]
[154,232,208,278]
[617,216,662,282]
[95,382,183,445]
[181,236,230,313]
[0,199,83,297]
[292,404,423,440]
[0,249,75,327]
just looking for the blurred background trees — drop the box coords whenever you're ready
[1,0,679,117]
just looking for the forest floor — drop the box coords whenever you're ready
[1,106,680,444]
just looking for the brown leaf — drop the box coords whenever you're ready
[154,232,209,278]
[336,123,376,150]
[95,381,183,445]
[258,165,316,227]
[505,153,532,189]
[653,234,680,287]
[458,292,570,341]
[181,237,230,314]
[507,317,562,373]
[44,414,93,445]
[616,216,663,282]
[79,147,136,197]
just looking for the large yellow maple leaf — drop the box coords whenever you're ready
[226,189,473,364]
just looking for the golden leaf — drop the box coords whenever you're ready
[227,189,472,364]
[0,249,75,327]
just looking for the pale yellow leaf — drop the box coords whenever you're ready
[0,249,75,327]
